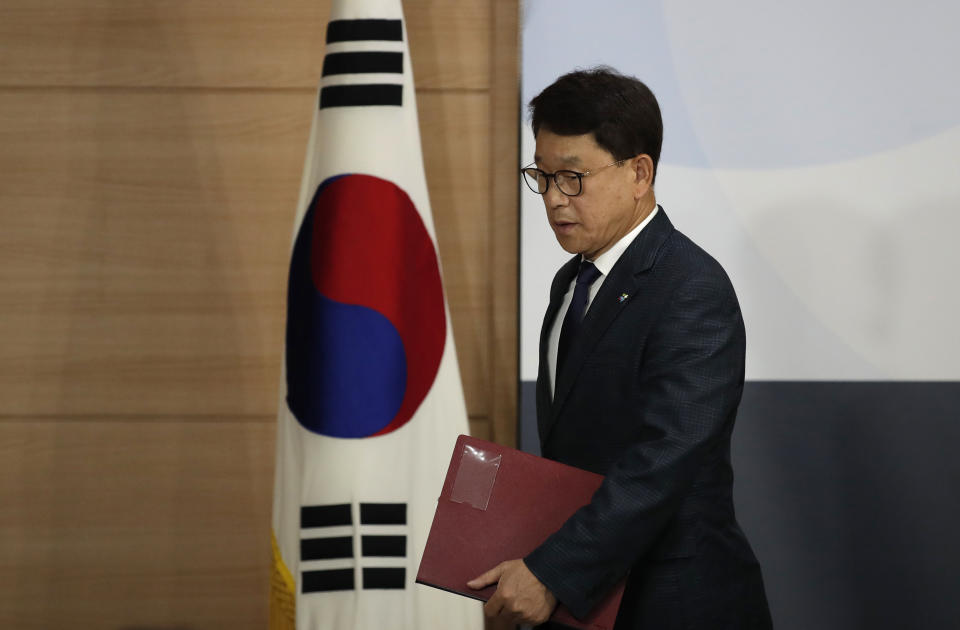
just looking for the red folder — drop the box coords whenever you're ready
[416,434,625,630]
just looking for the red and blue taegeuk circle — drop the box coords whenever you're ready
[285,174,446,438]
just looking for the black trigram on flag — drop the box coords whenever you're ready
[319,19,404,109]
[300,503,408,593]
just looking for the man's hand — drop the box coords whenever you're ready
[467,559,558,625]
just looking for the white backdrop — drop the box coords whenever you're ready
[518,3,960,628]
[519,0,960,382]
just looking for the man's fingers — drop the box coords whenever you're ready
[483,591,505,618]
[467,563,504,589]
[472,559,557,624]
[484,590,524,623]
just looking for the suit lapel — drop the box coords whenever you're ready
[536,254,580,444]
[543,208,675,445]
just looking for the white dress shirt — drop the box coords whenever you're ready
[547,205,660,398]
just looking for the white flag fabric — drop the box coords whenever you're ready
[269,1,482,629]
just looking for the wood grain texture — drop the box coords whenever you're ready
[0,88,491,418]
[489,0,520,447]
[421,92,493,419]
[0,0,490,90]
[468,418,492,442]
[0,1,520,628]
[0,419,275,629]
[0,419,493,629]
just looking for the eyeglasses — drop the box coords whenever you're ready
[520,159,626,197]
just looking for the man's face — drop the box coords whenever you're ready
[534,129,644,260]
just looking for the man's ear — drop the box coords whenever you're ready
[633,154,654,186]
[632,154,654,199]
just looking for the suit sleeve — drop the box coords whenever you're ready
[524,266,746,619]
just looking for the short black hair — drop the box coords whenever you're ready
[529,66,663,184]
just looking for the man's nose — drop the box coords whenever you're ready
[542,181,568,208]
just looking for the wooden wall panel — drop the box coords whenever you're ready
[0,419,275,629]
[420,93,492,420]
[0,89,300,418]
[0,88,491,419]
[0,1,520,628]
[489,0,520,447]
[0,0,490,90]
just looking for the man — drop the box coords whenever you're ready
[468,68,772,629]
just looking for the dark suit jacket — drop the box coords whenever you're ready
[524,208,772,630]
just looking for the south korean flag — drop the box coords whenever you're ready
[269,1,483,630]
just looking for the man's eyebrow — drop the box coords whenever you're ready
[533,154,583,167]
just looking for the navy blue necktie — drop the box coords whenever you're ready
[557,260,602,376]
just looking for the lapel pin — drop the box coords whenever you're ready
[618,293,629,303]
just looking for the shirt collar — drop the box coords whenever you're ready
[585,204,660,276]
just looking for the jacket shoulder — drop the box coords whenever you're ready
[658,228,737,293]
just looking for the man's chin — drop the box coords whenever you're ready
[554,234,581,255]
[553,230,580,254]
